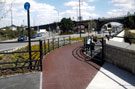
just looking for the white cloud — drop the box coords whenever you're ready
[107,9,128,17]
[64,1,95,11]
[72,0,97,3]
[110,0,135,9]
[63,0,98,20]
[0,0,58,27]
[0,0,99,27]
[107,0,135,17]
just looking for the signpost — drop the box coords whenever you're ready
[24,2,32,69]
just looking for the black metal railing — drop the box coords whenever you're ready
[0,36,82,75]
[83,36,104,62]
[0,40,42,72]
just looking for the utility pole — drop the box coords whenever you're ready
[79,0,81,37]
[134,0,135,14]
[11,3,13,29]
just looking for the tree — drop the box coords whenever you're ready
[126,12,135,29]
[60,18,74,33]
[108,23,112,28]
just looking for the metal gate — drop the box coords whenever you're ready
[84,37,104,63]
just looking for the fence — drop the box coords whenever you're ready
[0,40,42,72]
[83,36,104,63]
[0,36,83,75]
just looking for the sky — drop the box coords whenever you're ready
[0,0,135,27]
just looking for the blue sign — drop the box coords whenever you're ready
[24,2,30,10]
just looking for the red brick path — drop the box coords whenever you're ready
[42,42,101,89]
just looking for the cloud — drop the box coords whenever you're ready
[0,0,99,27]
[63,0,98,20]
[64,1,95,11]
[0,0,58,27]
[72,0,97,3]
[110,0,135,9]
[107,0,135,17]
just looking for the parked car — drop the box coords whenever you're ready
[18,35,27,41]
[37,33,42,37]
[30,34,36,38]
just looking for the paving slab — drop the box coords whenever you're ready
[0,72,41,89]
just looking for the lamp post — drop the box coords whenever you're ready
[54,9,59,33]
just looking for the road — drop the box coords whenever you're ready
[0,32,90,52]
[0,30,118,52]
[0,32,54,52]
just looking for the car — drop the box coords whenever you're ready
[18,35,27,41]
[37,33,42,37]
[30,34,36,38]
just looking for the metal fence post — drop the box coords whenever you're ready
[48,39,50,52]
[86,37,88,54]
[53,38,54,50]
[63,37,65,45]
[44,40,46,55]
[58,38,59,48]
[69,36,71,44]
[102,38,104,62]
[39,40,43,71]
[84,37,85,47]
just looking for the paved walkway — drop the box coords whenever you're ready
[42,42,102,89]
[87,62,135,89]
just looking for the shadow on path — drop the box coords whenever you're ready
[72,46,135,89]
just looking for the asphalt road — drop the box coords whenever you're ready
[0,31,118,52]
[0,32,53,52]
[0,32,90,52]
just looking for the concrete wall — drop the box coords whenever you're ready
[104,44,135,74]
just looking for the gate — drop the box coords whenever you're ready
[84,36,104,63]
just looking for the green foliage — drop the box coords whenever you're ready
[108,23,112,28]
[124,28,135,44]
[0,27,37,41]
[125,12,135,29]
[23,28,37,36]
[0,27,19,40]
[60,18,74,33]
[60,32,73,35]
[69,37,84,41]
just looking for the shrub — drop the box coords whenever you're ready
[124,29,135,44]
